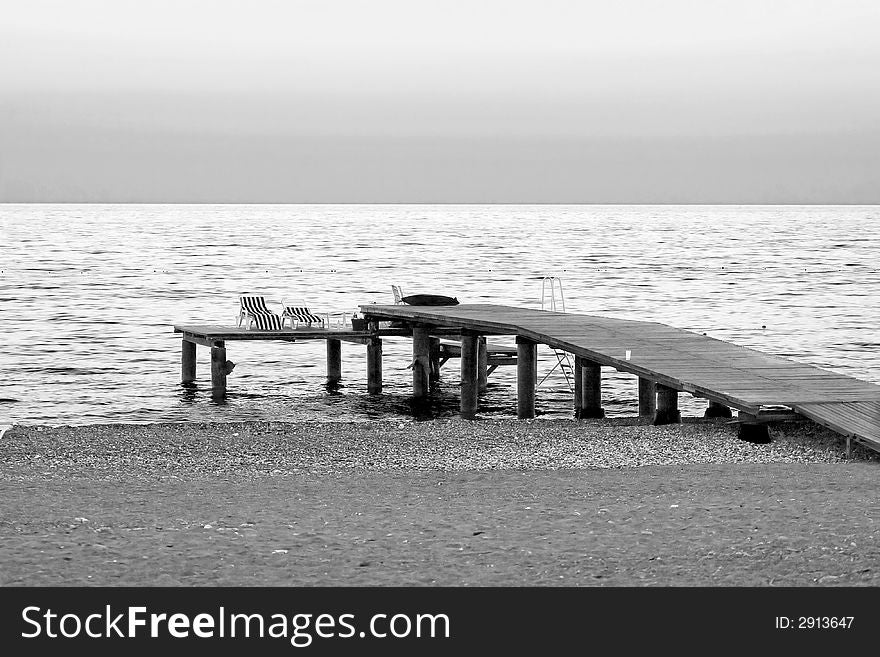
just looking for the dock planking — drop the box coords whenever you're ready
[794,401,880,445]
[360,303,880,452]
[174,325,386,344]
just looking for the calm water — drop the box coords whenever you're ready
[1,204,878,426]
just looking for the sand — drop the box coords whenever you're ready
[0,417,877,586]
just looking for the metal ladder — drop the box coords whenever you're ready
[538,276,574,391]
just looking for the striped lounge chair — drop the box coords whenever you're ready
[238,294,283,330]
[281,300,325,329]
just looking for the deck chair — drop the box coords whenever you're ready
[238,294,283,330]
[391,285,404,304]
[281,299,326,328]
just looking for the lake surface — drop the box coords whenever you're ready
[1,204,878,426]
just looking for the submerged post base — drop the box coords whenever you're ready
[326,339,342,386]
[516,336,537,419]
[210,340,227,400]
[367,336,383,395]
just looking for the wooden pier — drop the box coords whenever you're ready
[175,324,390,397]
[172,323,517,400]
[174,303,880,455]
[359,304,880,454]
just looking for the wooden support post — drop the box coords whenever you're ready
[846,436,852,460]
[429,337,441,383]
[326,339,342,386]
[517,336,537,419]
[460,332,480,419]
[638,378,656,418]
[210,340,227,400]
[704,400,732,418]
[653,384,680,425]
[412,327,431,399]
[181,339,196,383]
[575,356,604,418]
[478,336,488,393]
[367,337,382,395]
[737,412,771,443]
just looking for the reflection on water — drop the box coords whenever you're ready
[1,204,878,425]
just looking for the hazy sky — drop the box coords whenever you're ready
[2,0,879,202]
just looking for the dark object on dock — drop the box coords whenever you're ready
[401,294,459,306]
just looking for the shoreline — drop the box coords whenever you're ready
[2,417,878,586]
[2,416,877,482]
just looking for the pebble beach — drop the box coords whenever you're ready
[1,417,875,482]
[1,416,878,587]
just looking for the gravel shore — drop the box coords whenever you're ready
[1,416,875,482]
[1,417,877,586]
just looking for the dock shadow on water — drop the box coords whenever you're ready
[356,390,462,422]
[178,382,199,403]
[407,396,452,421]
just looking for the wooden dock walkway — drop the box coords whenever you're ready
[359,303,880,453]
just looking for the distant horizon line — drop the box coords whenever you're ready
[3,201,880,207]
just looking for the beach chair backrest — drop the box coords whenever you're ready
[391,285,404,304]
[282,298,324,324]
[240,295,273,315]
[238,294,283,330]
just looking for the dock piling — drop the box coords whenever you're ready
[574,356,605,418]
[638,378,656,418]
[517,336,537,419]
[209,340,227,400]
[460,332,480,419]
[181,339,196,383]
[429,337,441,383]
[367,337,383,395]
[736,412,771,443]
[704,400,733,418]
[653,384,680,425]
[478,336,488,393]
[412,327,431,399]
[326,339,342,386]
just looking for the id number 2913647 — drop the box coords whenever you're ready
[775,617,854,629]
